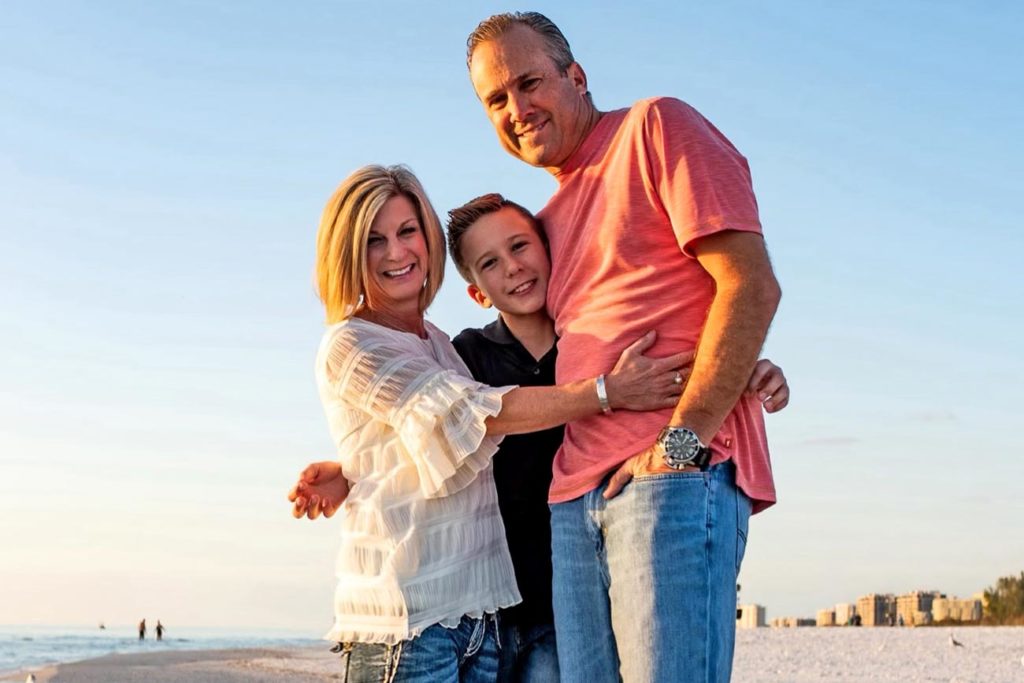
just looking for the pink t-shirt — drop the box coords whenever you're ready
[539,97,776,512]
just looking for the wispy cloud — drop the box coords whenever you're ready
[796,436,860,447]
[909,410,957,423]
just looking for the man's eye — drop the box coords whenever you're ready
[489,96,507,109]
[523,78,540,90]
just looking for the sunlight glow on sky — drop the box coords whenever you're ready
[1,1,1022,631]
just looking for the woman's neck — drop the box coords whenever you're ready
[501,310,556,361]
[358,305,427,339]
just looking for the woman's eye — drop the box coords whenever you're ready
[400,226,419,236]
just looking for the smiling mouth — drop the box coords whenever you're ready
[508,279,536,295]
[384,264,415,278]
[516,120,548,139]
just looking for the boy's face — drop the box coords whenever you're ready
[460,206,551,317]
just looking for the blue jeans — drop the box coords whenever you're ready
[550,462,752,683]
[338,614,500,682]
[497,620,559,683]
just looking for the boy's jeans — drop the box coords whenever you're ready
[550,461,752,683]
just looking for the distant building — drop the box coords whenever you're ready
[816,608,836,627]
[737,604,766,629]
[835,603,857,625]
[896,591,942,626]
[857,594,896,627]
[932,596,982,623]
[771,616,815,628]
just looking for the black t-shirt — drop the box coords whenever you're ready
[452,317,560,628]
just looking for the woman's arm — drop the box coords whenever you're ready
[485,331,692,436]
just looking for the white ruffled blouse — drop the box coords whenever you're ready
[316,317,521,645]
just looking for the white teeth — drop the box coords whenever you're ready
[385,264,414,277]
[510,280,534,294]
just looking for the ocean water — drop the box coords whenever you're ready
[0,624,320,676]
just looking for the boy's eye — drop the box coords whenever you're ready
[511,241,528,251]
[481,258,497,270]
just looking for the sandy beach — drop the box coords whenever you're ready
[8,627,1023,682]
[4,646,339,683]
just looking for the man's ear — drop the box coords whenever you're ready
[568,61,588,95]
[467,284,493,309]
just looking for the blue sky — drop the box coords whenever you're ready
[1,1,1021,631]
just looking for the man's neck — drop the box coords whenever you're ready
[546,106,604,176]
[500,310,556,362]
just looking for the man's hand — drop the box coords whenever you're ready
[287,461,350,520]
[603,356,789,499]
[602,444,694,499]
[746,358,789,413]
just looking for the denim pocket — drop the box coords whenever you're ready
[338,641,402,683]
[632,470,708,483]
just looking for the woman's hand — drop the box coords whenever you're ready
[746,359,789,413]
[287,460,350,520]
[604,331,694,412]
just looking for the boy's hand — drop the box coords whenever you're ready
[287,461,350,520]
[746,358,789,412]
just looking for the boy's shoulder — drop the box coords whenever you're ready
[453,317,517,354]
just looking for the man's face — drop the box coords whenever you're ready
[460,207,551,317]
[469,25,591,171]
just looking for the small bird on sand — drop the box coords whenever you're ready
[949,632,964,648]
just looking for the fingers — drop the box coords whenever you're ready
[300,462,323,485]
[652,349,695,372]
[603,459,635,499]
[292,495,308,519]
[321,498,339,518]
[621,330,657,358]
[746,359,775,394]
[306,495,321,520]
[763,382,789,413]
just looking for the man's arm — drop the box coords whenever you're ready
[669,230,781,442]
[603,230,780,497]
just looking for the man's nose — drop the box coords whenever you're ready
[508,92,532,125]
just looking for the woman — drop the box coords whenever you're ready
[295,164,689,682]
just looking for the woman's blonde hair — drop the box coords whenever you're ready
[316,165,446,323]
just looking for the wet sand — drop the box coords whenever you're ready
[4,646,339,683]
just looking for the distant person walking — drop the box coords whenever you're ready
[156,621,165,641]
[138,619,146,640]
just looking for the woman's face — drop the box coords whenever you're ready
[364,195,429,311]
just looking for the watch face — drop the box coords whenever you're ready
[663,428,699,466]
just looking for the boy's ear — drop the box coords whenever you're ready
[467,284,493,309]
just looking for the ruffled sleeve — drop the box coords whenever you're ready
[323,324,514,497]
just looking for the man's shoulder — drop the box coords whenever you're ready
[626,96,703,127]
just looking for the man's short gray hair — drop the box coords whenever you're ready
[466,11,576,73]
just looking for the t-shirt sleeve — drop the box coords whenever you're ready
[642,97,763,257]
[323,326,512,498]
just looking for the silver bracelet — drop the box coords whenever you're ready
[595,374,613,415]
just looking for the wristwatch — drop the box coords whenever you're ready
[655,426,712,470]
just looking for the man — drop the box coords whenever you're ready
[466,12,782,683]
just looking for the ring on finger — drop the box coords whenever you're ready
[673,371,683,385]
